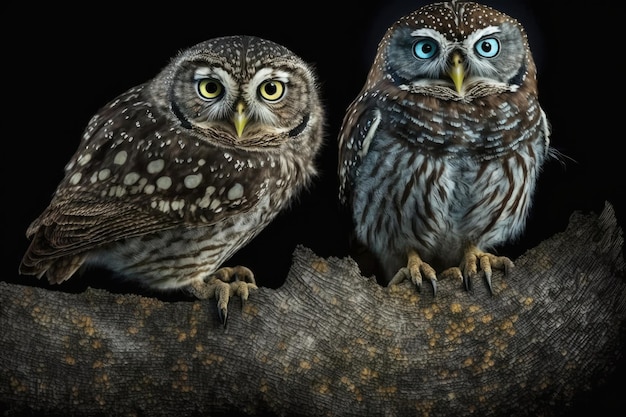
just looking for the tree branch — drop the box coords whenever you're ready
[2,202,625,417]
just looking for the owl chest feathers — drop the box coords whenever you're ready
[351,91,546,267]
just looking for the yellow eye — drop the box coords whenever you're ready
[197,79,224,100]
[258,80,285,102]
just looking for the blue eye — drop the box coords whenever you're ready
[413,39,438,59]
[475,38,500,58]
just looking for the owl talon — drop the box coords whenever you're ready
[463,275,473,293]
[389,250,437,296]
[459,247,514,294]
[217,305,228,328]
[188,266,257,327]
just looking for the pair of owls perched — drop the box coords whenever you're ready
[19,1,551,324]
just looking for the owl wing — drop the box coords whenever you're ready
[337,93,382,206]
[21,85,268,277]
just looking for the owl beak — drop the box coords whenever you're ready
[233,102,248,138]
[448,52,465,94]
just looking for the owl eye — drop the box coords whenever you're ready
[197,79,224,100]
[258,80,285,102]
[413,39,438,59]
[475,38,500,58]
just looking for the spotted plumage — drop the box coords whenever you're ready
[20,35,325,324]
[338,1,552,294]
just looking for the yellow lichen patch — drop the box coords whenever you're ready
[92,339,102,349]
[340,376,363,402]
[243,302,259,317]
[523,297,534,306]
[450,303,463,314]
[65,356,76,365]
[70,384,80,399]
[426,326,442,348]
[299,360,312,370]
[422,307,435,320]
[428,335,440,348]
[499,315,518,336]
[9,376,27,394]
[463,357,474,367]
[137,296,162,316]
[257,351,271,364]
[387,346,407,362]
[200,352,224,366]
[171,359,193,393]
[94,394,106,407]
[177,332,187,342]
[376,385,397,396]
[367,346,378,358]
[93,360,104,369]
[438,368,450,379]
[481,314,493,324]
[259,377,270,393]
[413,398,435,415]
[15,287,34,309]
[536,254,553,270]
[195,343,204,353]
[72,315,96,337]
[444,322,462,343]
[388,284,421,304]
[171,359,189,372]
[311,258,329,274]
[468,304,481,313]
[314,380,331,395]
[481,350,495,370]
[172,381,194,393]
[492,338,508,352]
[94,372,110,390]
[127,326,139,335]
[360,367,379,381]
[62,335,71,350]
[464,317,476,333]
[31,306,52,326]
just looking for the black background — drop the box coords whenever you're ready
[4,1,624,416]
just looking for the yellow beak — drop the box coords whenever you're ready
[448,52,465,94]
[233,102,248,138]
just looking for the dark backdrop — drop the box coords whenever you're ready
[4,1,623,416]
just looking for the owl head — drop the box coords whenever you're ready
[368,1,536,99]
[149,35,322,149]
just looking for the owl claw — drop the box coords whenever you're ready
[389,250,437,296]
[484,271,493,295]
[217,305,228,328]
[459,247,514,294]
[188,265,257,327]
[463,274,473,293]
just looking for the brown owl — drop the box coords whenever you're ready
[20,35,325,325]
[338,1,552,294]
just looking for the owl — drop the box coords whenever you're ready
[338,1,551,295]
[19,35,325,325]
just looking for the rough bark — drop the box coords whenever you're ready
[1,202,625,417]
